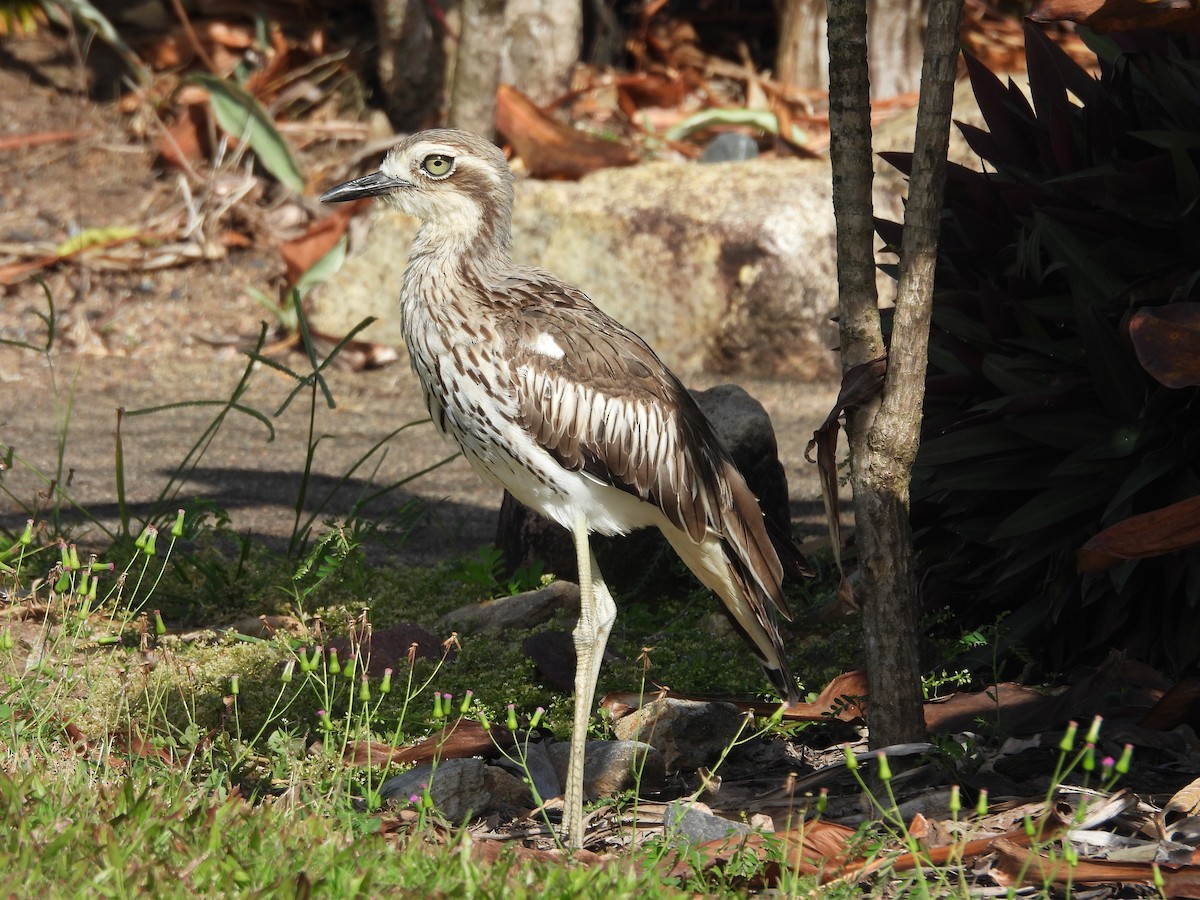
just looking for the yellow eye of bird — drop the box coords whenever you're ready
[421,155,453,177]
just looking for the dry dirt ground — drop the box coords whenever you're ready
[0,34,839,568]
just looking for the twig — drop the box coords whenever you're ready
[0,130,97,152]
[167,0,219,74]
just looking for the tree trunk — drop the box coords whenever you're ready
[826,0,963,748]
[867,0,927,97]
[502,0,582,105]
[776,0,827,90]
[449,0,508,138]
[778,0,927,97]
[372,0,446,130]
[861,0,963,746]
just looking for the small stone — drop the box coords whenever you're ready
[492,739,561,802]
[546,739,666,800]
[521,630,576,693]
[664,800,752,844]
[612,698,746,771]
[379,758,531,822]
[439,580,579,633]
[700,133,760,163]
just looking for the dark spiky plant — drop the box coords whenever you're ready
[879,25,1200,674]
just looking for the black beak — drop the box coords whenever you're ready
[320,171,408,203]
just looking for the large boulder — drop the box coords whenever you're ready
[310,157,841,378]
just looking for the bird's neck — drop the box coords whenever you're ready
[402,211,514,325]
[405,190,514,274]
[408,221,509,272]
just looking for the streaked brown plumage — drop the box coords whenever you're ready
[321,129,806,848]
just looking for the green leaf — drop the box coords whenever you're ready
[991,482,1114,540]
[980,353,1062,395]
[55,226,140,256]
[917,423,1032,466]
[295,236,348,297]
[192,74,305,193]
[924,454,1053,492]
[663,108,806,144]
[1035,214,1125,306]
[1104,443,1191,521]
[1005,412,1113,450]
[58,0,150,84]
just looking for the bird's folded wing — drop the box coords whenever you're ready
[497,278,792,619]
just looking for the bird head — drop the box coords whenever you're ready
[320,130,515,249]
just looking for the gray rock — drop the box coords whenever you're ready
[379,757,531,821]
[492,739,562,803]
[692,383,790,529]
[700,133,760,163]
[664,800,752,845]
[546,739,666,800]
[314,76,1006,370]
[612,698,747,772]
[438,580,580,633]
[311,158,840,378]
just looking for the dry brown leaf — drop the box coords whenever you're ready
[0,129,96,152]
[158,101,210,169]
[279,203,361,288]
[613,73,688,118]
[496,84,638,180]
[672,812,1075,890]
[1130,302,1200,389]
[992,836,1200,894]
[922,682,1046,733]
[598,670,868,723]
[1029,0,1200,33]
[1077,496,1200,573]
[343,719,517,768]
[1139,676,1200,731]
[805,357,887,584]
[0,256,60,285]
[220,230,254,249]
[1165,777,1200,826]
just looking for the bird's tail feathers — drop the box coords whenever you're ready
[662,502,800,701]
[716,465,803,702]
[721,464,793,620]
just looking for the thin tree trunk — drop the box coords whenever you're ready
[826,0,883,362]
[449,0,508,138]
[826,0,963,748]
[778,0,926,96]
[372,0,445,130]
[502,0,582,105]
[777,0,828,90]
[867,0,928,97]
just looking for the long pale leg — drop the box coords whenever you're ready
[563,511,617,850]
